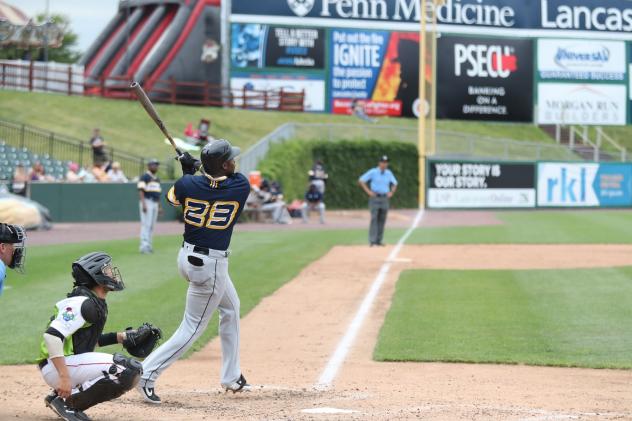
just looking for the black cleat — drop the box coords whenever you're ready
[138,385,161,404]
[45,395,91,421]
[223,374,251,393]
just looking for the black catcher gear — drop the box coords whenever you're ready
[65,353,142,411]
[71,252,124,291]
[123,323,162,358]
[0,223,26,273]
[200,139,240,176]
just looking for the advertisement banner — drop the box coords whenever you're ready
[537,162,632,207]
[428,161,536,208]
[537,39,626,81]
[436,36,534,122]
[231,24,325,69]
[231,0,632,38]
[329,29,421,117]
[230,73,325,111]
[537,83,627,125]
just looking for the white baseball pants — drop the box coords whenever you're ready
[40,352,124,394]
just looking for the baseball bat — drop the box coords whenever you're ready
[130,81,182,155]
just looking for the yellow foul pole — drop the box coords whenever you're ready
[418,0,428,208]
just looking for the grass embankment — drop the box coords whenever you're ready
[0,90,556,158]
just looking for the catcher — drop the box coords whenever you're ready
[37,251,162,421]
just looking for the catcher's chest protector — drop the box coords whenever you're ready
[69,288,108,354]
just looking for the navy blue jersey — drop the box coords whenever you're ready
[166,172,250,251]
[305,190,323,203]
[137,172,162,201]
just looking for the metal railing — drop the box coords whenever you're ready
[238,122,580,174]
[556,124,628,162]
[0,60,306,112]
[0,119,146,177]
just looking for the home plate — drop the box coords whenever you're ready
[302,407,358,414]
[387,258,412,263]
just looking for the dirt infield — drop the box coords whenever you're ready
[2,243,631,420]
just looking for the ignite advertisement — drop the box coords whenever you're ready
[329,29,422,117]
[231,24,325,69]
[437,36,534,122]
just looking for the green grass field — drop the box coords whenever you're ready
[375,268,632,369]
[0,228,404,365]
[375,209,632,369]
[0,91,554,158]
[408,210,632,244]
[3,210,631,369]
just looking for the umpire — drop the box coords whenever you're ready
[358,155,398,246]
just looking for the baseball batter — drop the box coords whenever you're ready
[138,139,251,404]
[38,252,161,421]
[0,223,26,294]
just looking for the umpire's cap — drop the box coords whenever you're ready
[201,139,240,175]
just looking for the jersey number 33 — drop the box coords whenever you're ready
[183,199,239,230]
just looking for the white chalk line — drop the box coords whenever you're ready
[314,208,425,389]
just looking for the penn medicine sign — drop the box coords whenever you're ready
[270,0,632,35]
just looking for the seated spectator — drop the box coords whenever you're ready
[77,166,96,183]
[302,183,325,224]
[107,161,128,182]
[65,162,81,182]
[351,99,377,123]
[91,162,110,182]
[249,179,291,224]
[11,164,28,196]
[29,162,54,182]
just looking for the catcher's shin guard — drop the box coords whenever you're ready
[66,354,142,411]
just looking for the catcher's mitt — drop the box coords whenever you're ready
[123,323,162,358]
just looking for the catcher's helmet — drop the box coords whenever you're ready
[0,223,26,272]
[71,252,124,291]
[200,139,240,176]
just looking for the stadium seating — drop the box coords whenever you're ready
[0,140,69,182]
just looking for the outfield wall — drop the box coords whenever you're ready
[427,159,632,208]
[30,183,179,223]
[230,0,632,123]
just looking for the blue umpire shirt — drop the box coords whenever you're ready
[0,260,6,296]
[359,167,398,195]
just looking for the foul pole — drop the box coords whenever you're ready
[418,0,441,207]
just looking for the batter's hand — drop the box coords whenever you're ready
[368,191,376,198]
[141,202,147,213]
[176,152,201,175]
[57,376,72,399]
[387,191,393,198]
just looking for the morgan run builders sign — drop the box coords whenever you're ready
[232,0,632,38]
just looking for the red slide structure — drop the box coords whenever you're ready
[80,0,221,96]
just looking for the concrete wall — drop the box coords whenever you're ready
[30,182,179,223]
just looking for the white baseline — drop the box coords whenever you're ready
[315,208,425,389]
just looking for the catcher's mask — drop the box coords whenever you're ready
[72,252,125,291]
[0,224,26,273]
